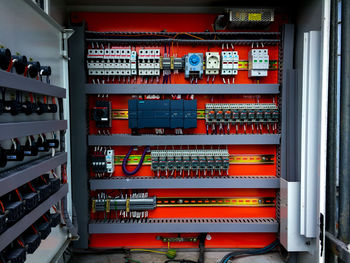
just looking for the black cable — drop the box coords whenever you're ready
[219,240,279,263]
[165,260,197,263]
[197,233,207,263]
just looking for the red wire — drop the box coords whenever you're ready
[28,182,36,192]
[31,225,38,234]
[43,215,49,222]
[41,175,47,184]
[29,93,34,103]
[52,97,56,104]
[17,239,25,247]
[15,189,22,200]
[52,206,57,212]
[0,200,4,213]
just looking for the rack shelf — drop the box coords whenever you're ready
[90,176,280,190]
[88,134,281,146]
[0,184,68,251]
[0,152,67,197]
[0,120,67,141]
[89,217,278,234]
[85,84,280,95]
[0,70,66,98]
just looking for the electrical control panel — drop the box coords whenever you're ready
[248,49,269,78]
[70,7,289,253]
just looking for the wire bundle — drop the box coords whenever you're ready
[219,240,279,263]
[122,146,150,176]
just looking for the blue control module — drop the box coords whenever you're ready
[128,99,197,130]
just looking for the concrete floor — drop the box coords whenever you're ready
[70,251,284,263]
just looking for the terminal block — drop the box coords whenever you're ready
[92,194,156,215]
[185,53,203,79]
[248,49,269,77]
[128,99,197,134]
[138,49,160,76]
[92,101,112,128]
[205,52,220,75]
[151,149,229,176]
[221,51,239,76]
[205,103,279,134]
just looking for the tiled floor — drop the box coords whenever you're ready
[70,251,284,263]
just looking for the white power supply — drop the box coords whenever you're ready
[248,49,269,78]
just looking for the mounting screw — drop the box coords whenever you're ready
[305,241,311,246]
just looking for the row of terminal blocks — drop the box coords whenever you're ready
[87,47,269,78]
[205,103,279,134]
[205,103,279,124]
[151,149,229,176]
[92,192,153,219]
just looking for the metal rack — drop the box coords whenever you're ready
[89,217,279,234]
[85,84,280,95]
[90,176,280,190]
[0,120,67,141]
[88,134,281,146]
[0,152,67,196]
[0,184,68,251]
[0,70,66,98]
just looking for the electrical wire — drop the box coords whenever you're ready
[130,249,167,255]
[122,146,150,176]
[219,240,279,263]
[165,260,197,263]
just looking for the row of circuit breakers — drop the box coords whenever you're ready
[87,48,269,79]
[92,100,279,133]
[91,148,230,177]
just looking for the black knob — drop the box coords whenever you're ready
[37,136,49,152]
[46,139,59,148]
[22,101,37,115]
[23,139,38,156]
[12,55,27,75]
[6,145,24,162]
[0,147,7,167]
[0,100,4,115]
[36,102,49,115]
[47,104,57,113]
[40,66,51,76]
[5,100,22,115]
[27,61,41,78]
[0,48,11,71]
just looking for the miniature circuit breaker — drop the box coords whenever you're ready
[138,49,161,76]
[221,51,239,76]
[248,49,269,77]
[91,149,115,174]
[104,48,133,76]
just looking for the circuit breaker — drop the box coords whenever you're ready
[248,49,269,77]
